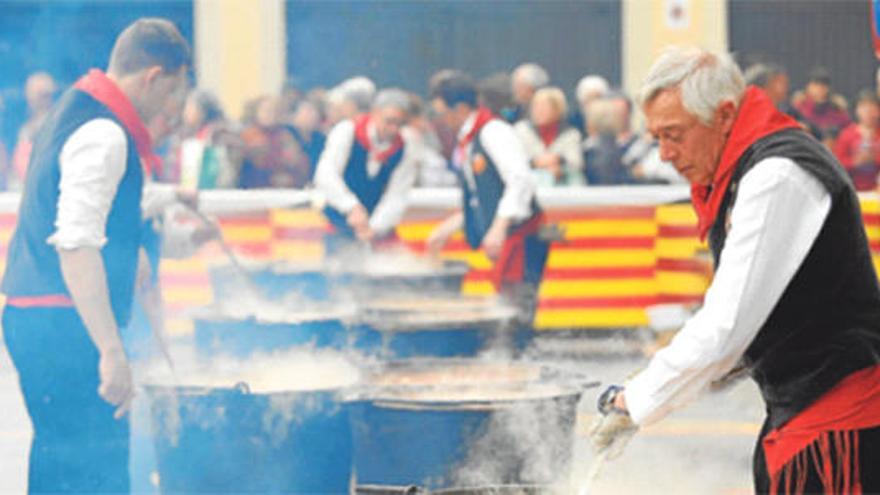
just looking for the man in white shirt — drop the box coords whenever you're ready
[0,18,190,492]
[427,71,549,344]
[314,88,420,253]
[592,47,880,494]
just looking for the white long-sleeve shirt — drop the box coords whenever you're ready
[48,118,129,250]
[456,113,536,222]
[625,157,832,426]
[314,119,419,236]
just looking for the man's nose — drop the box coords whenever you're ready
[659,142,678,162]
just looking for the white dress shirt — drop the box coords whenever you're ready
[456,113,536,222]
[625,157,832,425]
[47,118,129,250]
[314,119,420,236]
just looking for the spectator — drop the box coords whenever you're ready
[405,94,456,187]
[284,97,326,181]
[325,76,376,129]
[504,63,549,123]
[582,96,635,185]
[478,72,514,116]
[794,67,851,145]
[745,63,822,139]
[239,95,309,188]
[514,86,584,186]
[10,71,56,190]
[571,74,609,135]
[833,89,880,191]
[177,89,242,188]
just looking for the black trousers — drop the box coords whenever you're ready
[753,419,880,494]
[2,305,129,493]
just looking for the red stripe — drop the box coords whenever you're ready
[656,258,710,273]
[273,226,330,240]
[863,213,880,224]
[7,294,74,307]
[657,225,700,238]
[871,240,880,252]
[403,237,655,252]
[655,294,704,304]
[0,215,17,228]
[538,296,658,309]
[545,207,656,222]
[467,267,656,281]
[218,215,270,228]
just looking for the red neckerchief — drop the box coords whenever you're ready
[73,69,154,174]
[537,122,560,147]
[763,364,880,495]
[354,114,404,164]
[692,86,801,240]
[457,107,495,150]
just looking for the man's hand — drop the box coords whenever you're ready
[426,212,464,258]
[482,219,509,260]
[175,188,199,211]
[347,204,369,232]
[355,225,374,242]
[590,386,638,459]
[190,219,221,246]
[98,348,134,419]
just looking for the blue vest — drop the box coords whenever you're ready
[323,136,405,237]
[455,123,541,249]
[1,89,144,327]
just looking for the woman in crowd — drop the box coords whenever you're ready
[176,89,242,188]
[513,86,584,186]
[239,95,310,188]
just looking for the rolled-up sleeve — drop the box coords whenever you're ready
[47,118,128,250]
[480,120,536,222]
[314,119,360,213]
[625,158,831,426]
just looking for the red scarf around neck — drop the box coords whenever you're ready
[537,122,560,148]
[457,107,496,149]
[354,114,404,164]
[691,86,801,240]
[73,69,155,174]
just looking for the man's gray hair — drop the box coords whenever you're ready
[337,76,376,112]
[638,46,745,125]
[372,88,411,113]
[512,63,550,89]
[575,75,610,104]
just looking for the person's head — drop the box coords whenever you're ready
[639,47,745,186]
[805,67,832,104]
[511,63,549,106]
[370,88,410,142]
[291,98,324,133]
[429,70,479,132]
[575,75,610,113]
[337,76,376,115]
[855,89,880,128]
[744,63,789,104]
[254,95,282,128]
[478,72,513,115]
[529,87,567,126]
[605,90,633,134]
[182,89,224,131]
[106,18,191,124]
[24,72,56,115]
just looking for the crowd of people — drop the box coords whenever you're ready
[4,60,880,193]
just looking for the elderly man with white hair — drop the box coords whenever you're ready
[570,74,609,134]
[505,63,550,123]
[315,87,420,252]
[591,46,880,494]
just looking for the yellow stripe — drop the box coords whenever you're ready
[271,241,324,261]
[442,251,493,269]
[539,279,656,298]
[655,238,706,259]
[548,249,656,268]
[861,197,880,214]
[866,225,880,240]
[534,308,649,328]
[166,318,194,338]
[162,288,213,305]
[656,271,709,296]
[462,280,496,296]
[397,223,465,242]
[221,225,272,242]
[656,204,698,225]
[0,229,12,244]
[270,208,327,228]
[562,219,657,238]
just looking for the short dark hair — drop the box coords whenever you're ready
[808,66,831,86]
[744,63,786,88]
[108,18,191,76]
[857,88,879,107]
[429,70,478,108]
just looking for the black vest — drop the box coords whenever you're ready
[1,89,144,327]
[323,134,405,237]
[710,129,880,429]
[456,123,541,249]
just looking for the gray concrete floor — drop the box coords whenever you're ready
[0,343,764,494]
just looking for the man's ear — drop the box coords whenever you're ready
[143,66,164,86]
[717,100,737,135]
